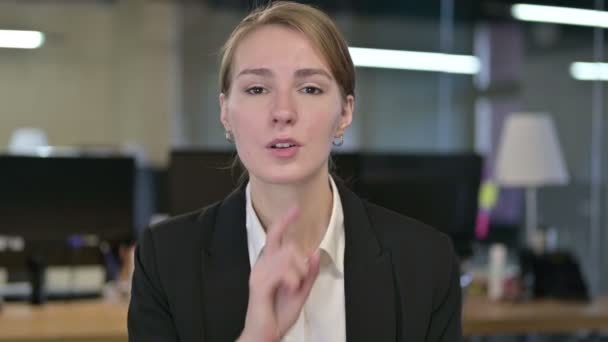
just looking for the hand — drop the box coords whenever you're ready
[238,208,321,342]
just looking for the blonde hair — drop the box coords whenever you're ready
[219,1,355,98]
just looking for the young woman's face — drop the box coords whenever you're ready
[220,24,353,185]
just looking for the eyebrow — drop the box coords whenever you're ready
[236,68,273,78]
[235,67,333,80]
[294,68,333,80]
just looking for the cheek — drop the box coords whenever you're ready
[318,117,339,139]
[316,104,343,137]
[304,114,341,153]
[226,100,263,137]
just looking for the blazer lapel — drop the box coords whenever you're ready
[200,186,251,342]
[198,182,398,341]
[339,182,397,342]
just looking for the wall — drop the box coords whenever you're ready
[0,0,179,166]
[178,4,476,152]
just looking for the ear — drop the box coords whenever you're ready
[219,93,231,131]
[336,94,354,136]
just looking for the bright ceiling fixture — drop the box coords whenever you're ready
[570,62,608,81]
[511,4,608,28]
[349,47,480,74]
[0,30,45,49]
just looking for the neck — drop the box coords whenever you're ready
[249,169,334,255]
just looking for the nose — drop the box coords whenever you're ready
[270,90,297,126]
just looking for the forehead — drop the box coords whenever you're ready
[232,24,332,76]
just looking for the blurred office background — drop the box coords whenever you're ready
[0,0,607,341]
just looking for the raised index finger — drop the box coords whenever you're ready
[265,206,299,254]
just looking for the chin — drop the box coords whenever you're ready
[252,163,324,186]
[257,168,309,185]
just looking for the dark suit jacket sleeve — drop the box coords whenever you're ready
[128,227,179,342]
[426,235,462,342]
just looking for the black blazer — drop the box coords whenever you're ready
[128,182,462,342]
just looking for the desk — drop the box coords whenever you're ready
[463,296,608,336]
[0,297,607,340]
[0,300,128,342]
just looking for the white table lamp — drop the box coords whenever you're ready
[495,113,569,251]
[8,127,49,155]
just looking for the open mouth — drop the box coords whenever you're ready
[267,139,300,158]
[270,142,297,149]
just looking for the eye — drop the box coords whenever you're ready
[301,86,323,95]
[246,86,266,95]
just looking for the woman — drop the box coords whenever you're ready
[128,2,461,341]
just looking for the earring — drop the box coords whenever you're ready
[225,130,234,143]
[332,135,344,147]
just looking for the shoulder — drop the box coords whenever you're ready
[147,206,214,241]
[133,203,223,301]
[138,202,220,264]
[363,200,454,257]
[362,200,458,300]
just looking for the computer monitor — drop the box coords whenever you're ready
[168,150,362,215]
[168,149,239,216]
[351,153,482,258]
[167,150,481,257]
[0,154,135,243]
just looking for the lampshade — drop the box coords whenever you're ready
[8,127,49,155]
[495,113,569,186]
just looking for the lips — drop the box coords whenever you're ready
[266,138,301,159]
[267,138,301,149]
